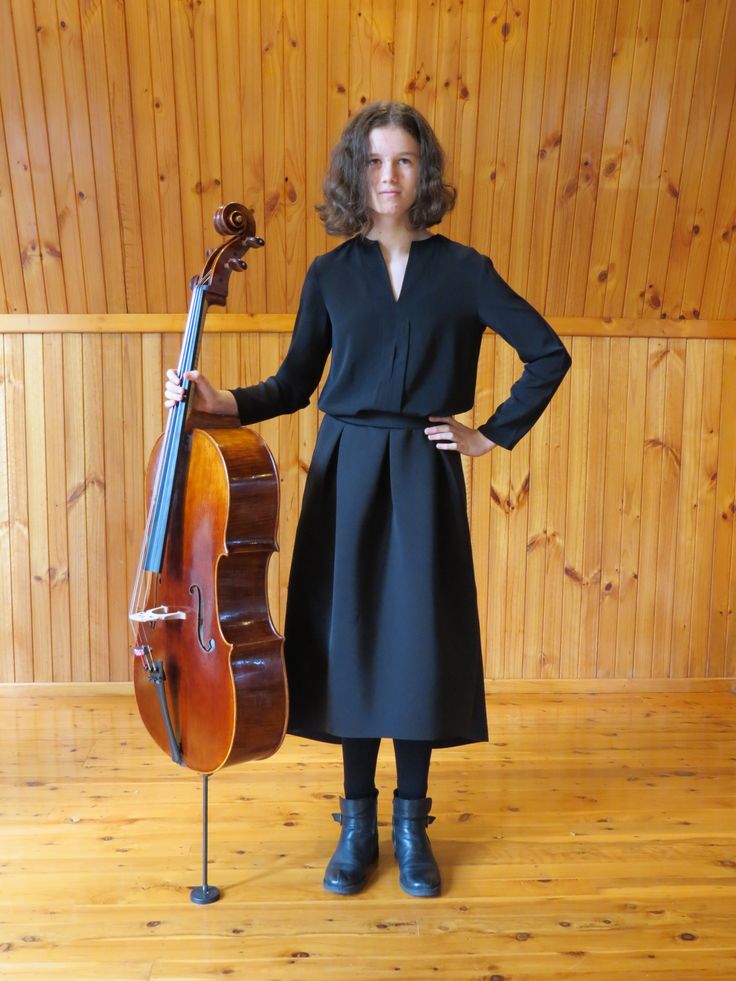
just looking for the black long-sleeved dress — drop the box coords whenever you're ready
[231,233,571,747]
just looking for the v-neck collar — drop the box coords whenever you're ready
[356,234,440,305]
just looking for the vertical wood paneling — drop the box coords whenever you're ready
[447,0,482,248]
[217,0,247,315]
[147,1,187,312]
[4,335,32,681]
[239,0,268,311]
[603,0,662,318]
[125,0,168,313]
[681,3,736,320]
[585,0,639,318]
[708,340,736,674]
[634,338,668,676]
[578,337,609,677]
[283,0,306,312]
[545,0,596,314]
[688,340,723,676]
[0,0,732,322]
[540,343,571,678]
[615,336,647,676]
[1,323,735,681]
[193,0,224,294]
[100,0,147,310]
[622,0,681,320]
[652,338,685,677]
[62,332,91,682]
[391,0,417,102]
[522,372,551,678]
[470,334,495,672]
[10,0,67,312]
[56,0,108,313]
[596,337,627,678]
[0,102,26,312]
[468,0,504,258]
[432,0,462,233]
[34,1,87,313]
[23,334,53,680]
[261,0,287,312]
[0,0,46,312]
[487,331,513,674]
[82,333,109,680]
[1,1,736,682]
[102,333,128,680]
[662,0,727,318]
[641,0,704,320]
[724,340,736,677]
[560,335,590,676]
[169,0,205,304]
[0,338,13,681]
[492,0,527,276]
[43,333,72,680]
[670,338,704,677]
[78,0,127,312]
[526,0,574,310]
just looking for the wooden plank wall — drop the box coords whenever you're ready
[1,0,735,682]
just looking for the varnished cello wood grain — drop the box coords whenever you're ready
[134,425,285,773]
[0,683,734,979]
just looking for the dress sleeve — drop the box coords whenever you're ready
[476,256,571,450]
[230,260,332,425]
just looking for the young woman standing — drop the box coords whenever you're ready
[165,101,571,898]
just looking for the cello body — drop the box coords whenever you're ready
[133,423,287,773]
[130,203,287,775]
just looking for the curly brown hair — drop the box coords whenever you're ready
[315,101,456,236]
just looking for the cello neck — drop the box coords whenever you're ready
[142,282,209,574]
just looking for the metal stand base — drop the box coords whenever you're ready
[190,773,221,905]
[190,884,220,905]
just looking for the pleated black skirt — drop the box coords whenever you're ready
[283,412,489,748]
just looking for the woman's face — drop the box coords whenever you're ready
[364,125,421,224]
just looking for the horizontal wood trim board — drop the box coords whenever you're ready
[1,679,733,696]
[1,314,735,339]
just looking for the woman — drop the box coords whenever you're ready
[165,101,571,898]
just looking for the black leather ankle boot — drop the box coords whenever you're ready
[391,794,441,897]
[323,794,379,895]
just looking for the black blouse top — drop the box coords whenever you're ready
[231,233,571,450]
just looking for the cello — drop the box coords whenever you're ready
[129,203,287,903]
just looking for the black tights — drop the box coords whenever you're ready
[342,737,432,800]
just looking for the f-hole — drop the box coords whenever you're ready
[189,584,215,653]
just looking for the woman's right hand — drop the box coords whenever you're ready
[164,368,238,416]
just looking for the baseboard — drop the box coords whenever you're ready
[0,678,733,697]
[0,681,134,695]
[483,677,736,694]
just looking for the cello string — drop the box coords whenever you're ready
[129,284,205,632]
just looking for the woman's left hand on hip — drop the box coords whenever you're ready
[425,416,497,456]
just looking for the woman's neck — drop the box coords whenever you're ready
[364,218,431,252]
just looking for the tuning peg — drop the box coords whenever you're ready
[226,257,247,271]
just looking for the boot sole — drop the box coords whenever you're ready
[322,856,378,895]
[398,878,441,898]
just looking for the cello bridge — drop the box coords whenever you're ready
[130,605,187,623]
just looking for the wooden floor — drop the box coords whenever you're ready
[0,684,735,980]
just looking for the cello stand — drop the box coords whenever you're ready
[190,774,221,905]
